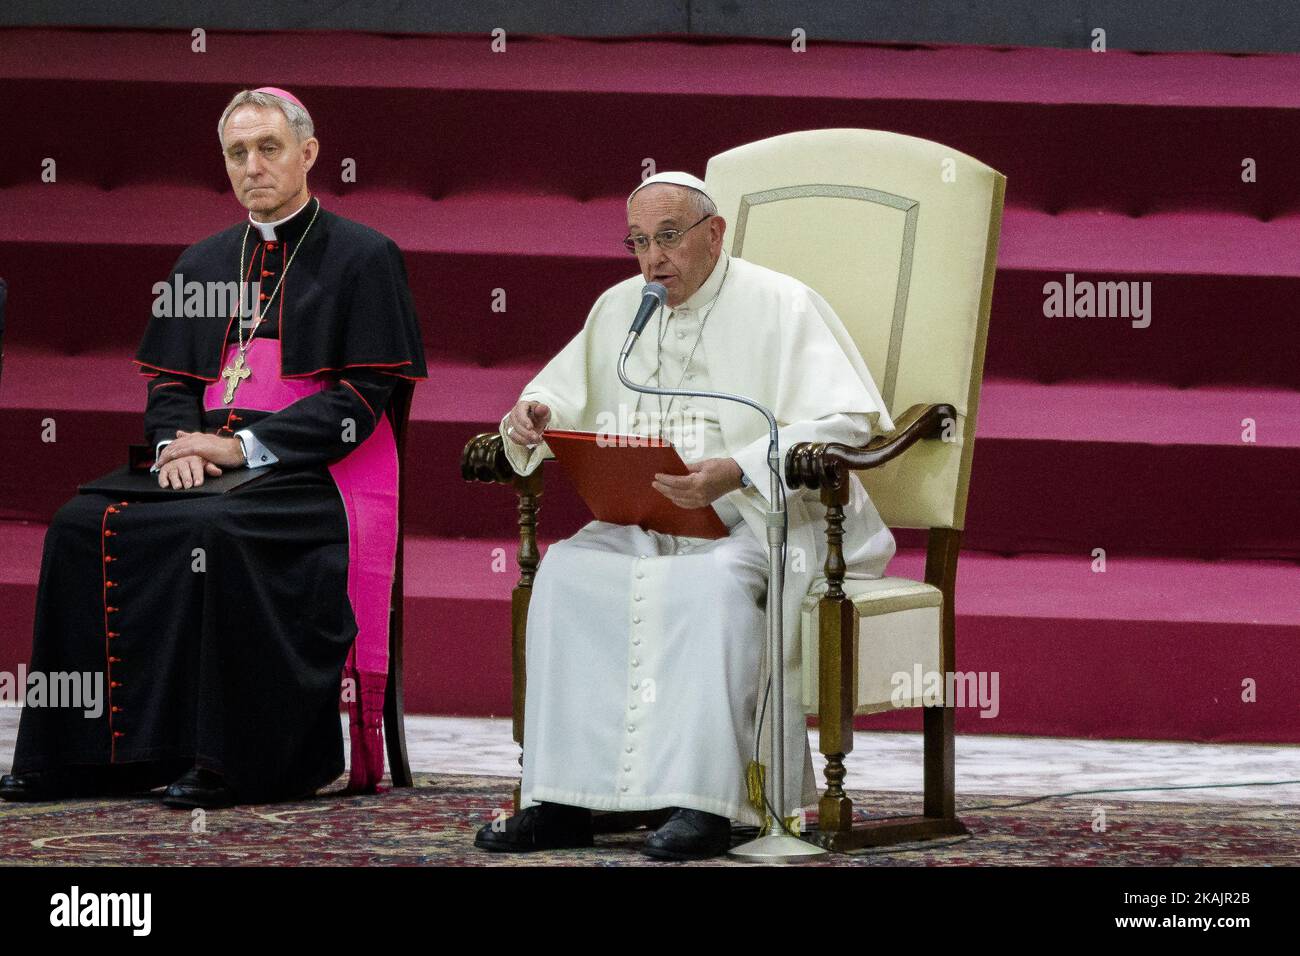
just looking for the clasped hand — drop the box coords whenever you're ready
[154,429,247,489]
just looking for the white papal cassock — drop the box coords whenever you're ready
[500,252,896,826]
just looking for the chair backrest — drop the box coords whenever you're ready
[705,129,1005,530]
[386,379,415,624]
[383,378,416,784]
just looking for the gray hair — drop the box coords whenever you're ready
[627,183,717,219]
[217,90,315,149]
[684,187,718,219]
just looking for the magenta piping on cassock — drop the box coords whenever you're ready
[202,339,397,793]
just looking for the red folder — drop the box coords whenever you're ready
[543,429,730,539]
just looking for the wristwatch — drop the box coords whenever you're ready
[236,433,250,466]
[739,469,752,488]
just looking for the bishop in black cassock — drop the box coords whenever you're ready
[1,87,426,807]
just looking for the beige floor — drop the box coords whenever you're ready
[3,708,1298,806]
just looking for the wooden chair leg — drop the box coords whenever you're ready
[384,386,414,788]
[817,594,857,834]
[510,584,529,812]
[511,473,542,812]
[923,527,961,819]
[923,704,956,818]
[810,492,968,850]
[458,434,545,813]
[816,482,857,841]
[384,599,413,788]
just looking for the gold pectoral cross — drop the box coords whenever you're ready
[221,351,251,404]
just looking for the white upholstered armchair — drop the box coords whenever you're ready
[705,128,1004,849]
[462,127,1005,851]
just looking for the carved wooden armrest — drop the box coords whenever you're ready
[460,432,521,485]
[785,403,956,491]
[460,430,544,589]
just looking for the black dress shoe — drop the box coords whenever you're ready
[642,807,732,861]
[161,768,236,809]
[0,770,75,802]
[474,802,594,852]
[0,768,114,802]
[3,762,191,802]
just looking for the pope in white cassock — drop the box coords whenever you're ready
[474,172,896,860]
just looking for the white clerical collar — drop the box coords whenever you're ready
[248,196,312,241]
[675,251,729,313]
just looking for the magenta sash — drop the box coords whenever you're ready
[202,339,398,793]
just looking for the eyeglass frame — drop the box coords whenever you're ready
[623,214,713,255]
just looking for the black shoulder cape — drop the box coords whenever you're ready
[134,201,427,382]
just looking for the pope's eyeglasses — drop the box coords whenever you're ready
[623,214,712,254]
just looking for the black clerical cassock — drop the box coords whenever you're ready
[12,198,426,801]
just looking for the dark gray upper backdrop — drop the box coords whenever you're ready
[4,0,1300,53]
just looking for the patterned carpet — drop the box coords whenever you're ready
[0,772,1294,866]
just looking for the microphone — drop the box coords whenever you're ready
[629,282,668,338]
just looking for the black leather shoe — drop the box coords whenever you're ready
[642,807,732,860]
[3,763,190,801]
[0,768,113,802]
[0,771,72,802]
[161,768,236,809]
[474,802,594,852]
